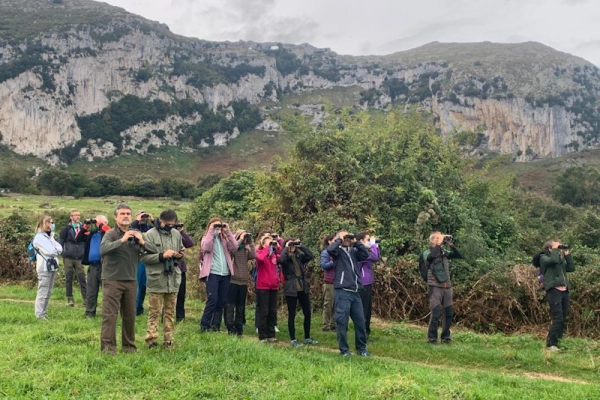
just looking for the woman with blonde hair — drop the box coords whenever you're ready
[33,215,63,320]
[199,217,238,332]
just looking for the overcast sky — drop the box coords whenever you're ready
[103,0,600,65]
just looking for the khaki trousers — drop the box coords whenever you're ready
[322,283,336,330]
[146,292,178,345]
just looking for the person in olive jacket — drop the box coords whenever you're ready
[141,210,185,349]
[540,240,575,352]
[279,238,318,347]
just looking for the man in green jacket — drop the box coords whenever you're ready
[100,203,158,355]
[141,209,185,349]
[540,240,575,352]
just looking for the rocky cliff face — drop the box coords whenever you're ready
[0,0,599,164]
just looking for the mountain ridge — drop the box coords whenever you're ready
[0,0,599,166]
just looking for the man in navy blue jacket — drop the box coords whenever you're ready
[327,230,370,357]
[77,215,110,317]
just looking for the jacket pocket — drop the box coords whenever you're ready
[146,268,164,291]
[431,262,449,283]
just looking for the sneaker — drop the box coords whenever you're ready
[303,338,318,345]
[84,313,95,318]
[274,326,280,333]
[162,342,173,349]
[546,346,562,353]
[147,342,158,349]
[67,297,74,307]
[340,352,351,357]
[37,316,49,321]
[260,339,269,343]
[267,338,279,343]
[176,318,184,323]
[256,328,259,333]
[290,340,304,348]
[427,339,439,345]
[358,351,371,357]
[200,326,210,333]
[441,338,452,344]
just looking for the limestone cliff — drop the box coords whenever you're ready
[0,0,598,165]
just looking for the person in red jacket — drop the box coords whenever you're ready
[255,233,281,342]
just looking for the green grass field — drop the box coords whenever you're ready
[0,283,598,399]
[0,194,193,221]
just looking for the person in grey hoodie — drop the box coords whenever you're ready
[327,230,370,357]
[33,215,62,320]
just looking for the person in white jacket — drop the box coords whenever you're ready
[33,215,63,320]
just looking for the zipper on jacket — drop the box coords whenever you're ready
[340,271,345,285]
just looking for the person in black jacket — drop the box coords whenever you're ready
[327,230,370,357]
[131,210,155,316]
[279,238,318,347]
[423,232,462,345]
[59,210,86,307]
[76,215,110,317]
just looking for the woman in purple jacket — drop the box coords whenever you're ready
[175,224,195,322]
[356,232,381,337]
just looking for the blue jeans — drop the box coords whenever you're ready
[136,262,147,314]
[200,274,231,330]
[334,289,367,354]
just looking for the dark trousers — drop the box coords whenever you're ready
[136,262,147,315]
[256,289,278,340]
[359,284,373,335]
[176,271,187,321]
[546,288,570,347]
[285,291,312,341]
[64,258,86,300]
[200,274,230,330]
[85,263,102,316]
[427,286,453,341]
[334,289,367,354]
[225,283,248,335]
[101,280,137,354]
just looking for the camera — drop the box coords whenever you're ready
[442,235,453,244]
[289,241,302,246]
[46,257,59,272]
[84,218,97,225]
[213,223,225,228]
[164,257,178,275]
[558,244,570,250]
[344,234,355,240]
[174,223,184,229]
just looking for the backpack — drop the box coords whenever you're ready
[418,250,430,282]
[26,240,37,262]
[532,251,545,289]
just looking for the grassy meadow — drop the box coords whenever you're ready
[0,194,193,221]
[0,283,599,399]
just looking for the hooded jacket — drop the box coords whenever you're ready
[279,245,314,297]
[141,226,184,293]
[255,245,281,290]
[540,249,575,291]
[359,243,380,286]
[199,227,238,280]
[33,231,63,273]
[327,239,370,292]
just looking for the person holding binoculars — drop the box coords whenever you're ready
[132,210,155,316]
[279,238,318,347]
[255,233,282,342]
[140,209,185,349]
[199,218,238,333]
[540,240,575,352]
[327,230,371,357]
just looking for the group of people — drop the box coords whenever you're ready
[31,204,576,355]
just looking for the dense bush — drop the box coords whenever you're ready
[0,214,36,281]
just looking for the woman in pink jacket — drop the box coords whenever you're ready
[199,217,238,332]
[255,233,281,342]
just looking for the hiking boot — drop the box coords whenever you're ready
[303,338,318,345]
[290,340,304,348]
[67,297,74,307]
[546,346,562,353]
[84,313,95,318]
[427,339,439,345]
[147,342,158,349]
[358,351,371,357]
[441,338,452,344]
[162,342,173,349]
